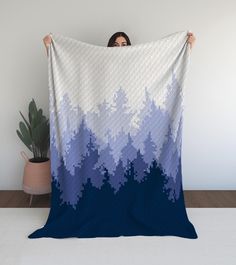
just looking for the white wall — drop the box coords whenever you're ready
[0,0,236,190]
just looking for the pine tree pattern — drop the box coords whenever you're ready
[49,73,185,207]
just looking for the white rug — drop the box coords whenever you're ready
[0,208,235,265]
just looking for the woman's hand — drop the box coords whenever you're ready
[187,32,196,49]
[43,34,52,56]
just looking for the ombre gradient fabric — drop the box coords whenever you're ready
[29,31,198,239]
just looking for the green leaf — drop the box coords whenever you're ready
[38,109,43,119]
[19,121,32,145]
[19,111,31,134]
[16,129,32,151]
[28,99,37,125]
[31,107,47,129]
[32,120,49,148]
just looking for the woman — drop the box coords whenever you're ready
[43,31,196,55]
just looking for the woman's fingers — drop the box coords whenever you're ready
[187,33,195,42]
[43,34,52,47]
[186,32,196,49]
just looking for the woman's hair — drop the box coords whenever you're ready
[107,32,131,47]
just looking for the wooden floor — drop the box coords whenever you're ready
[0,191,236,207]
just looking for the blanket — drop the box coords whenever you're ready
[29,30,198,239]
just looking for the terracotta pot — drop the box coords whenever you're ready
[21,151,51,195]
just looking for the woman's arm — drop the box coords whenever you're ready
[43,34,52,56]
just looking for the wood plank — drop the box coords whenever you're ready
[0,191,236,208]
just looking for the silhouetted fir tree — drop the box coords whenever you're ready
[74,177,102,222]
[164,176,176,202]
[164,156,182,202]
[118,161,140,209]
[64,118,96,175]
[56,157,67,193]
[148,160,168,194]
[159,124,179,180]
[143,131,157,165]
[132,150,148,182]
[109,159,126,193]
[132,159,169,213]
[110,126,127,162]
[50,133,61,179]
[96,142,116,174]
[80,118,99,148]
[78,170,115,221]
[110,88,134,136]
[56,94,72,150]
[99,168,116,201]
[137,87,153,123]
[121,133,137,168]
[95,168,124,235]
[97,100,112,119]
[79,133,104,189]
[125,160,171,230]
[163,71,182,121]
[134,97,170,158]
[55,157,83,208]
[86,100,113,147]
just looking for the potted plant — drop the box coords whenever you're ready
[16,99,51,206]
